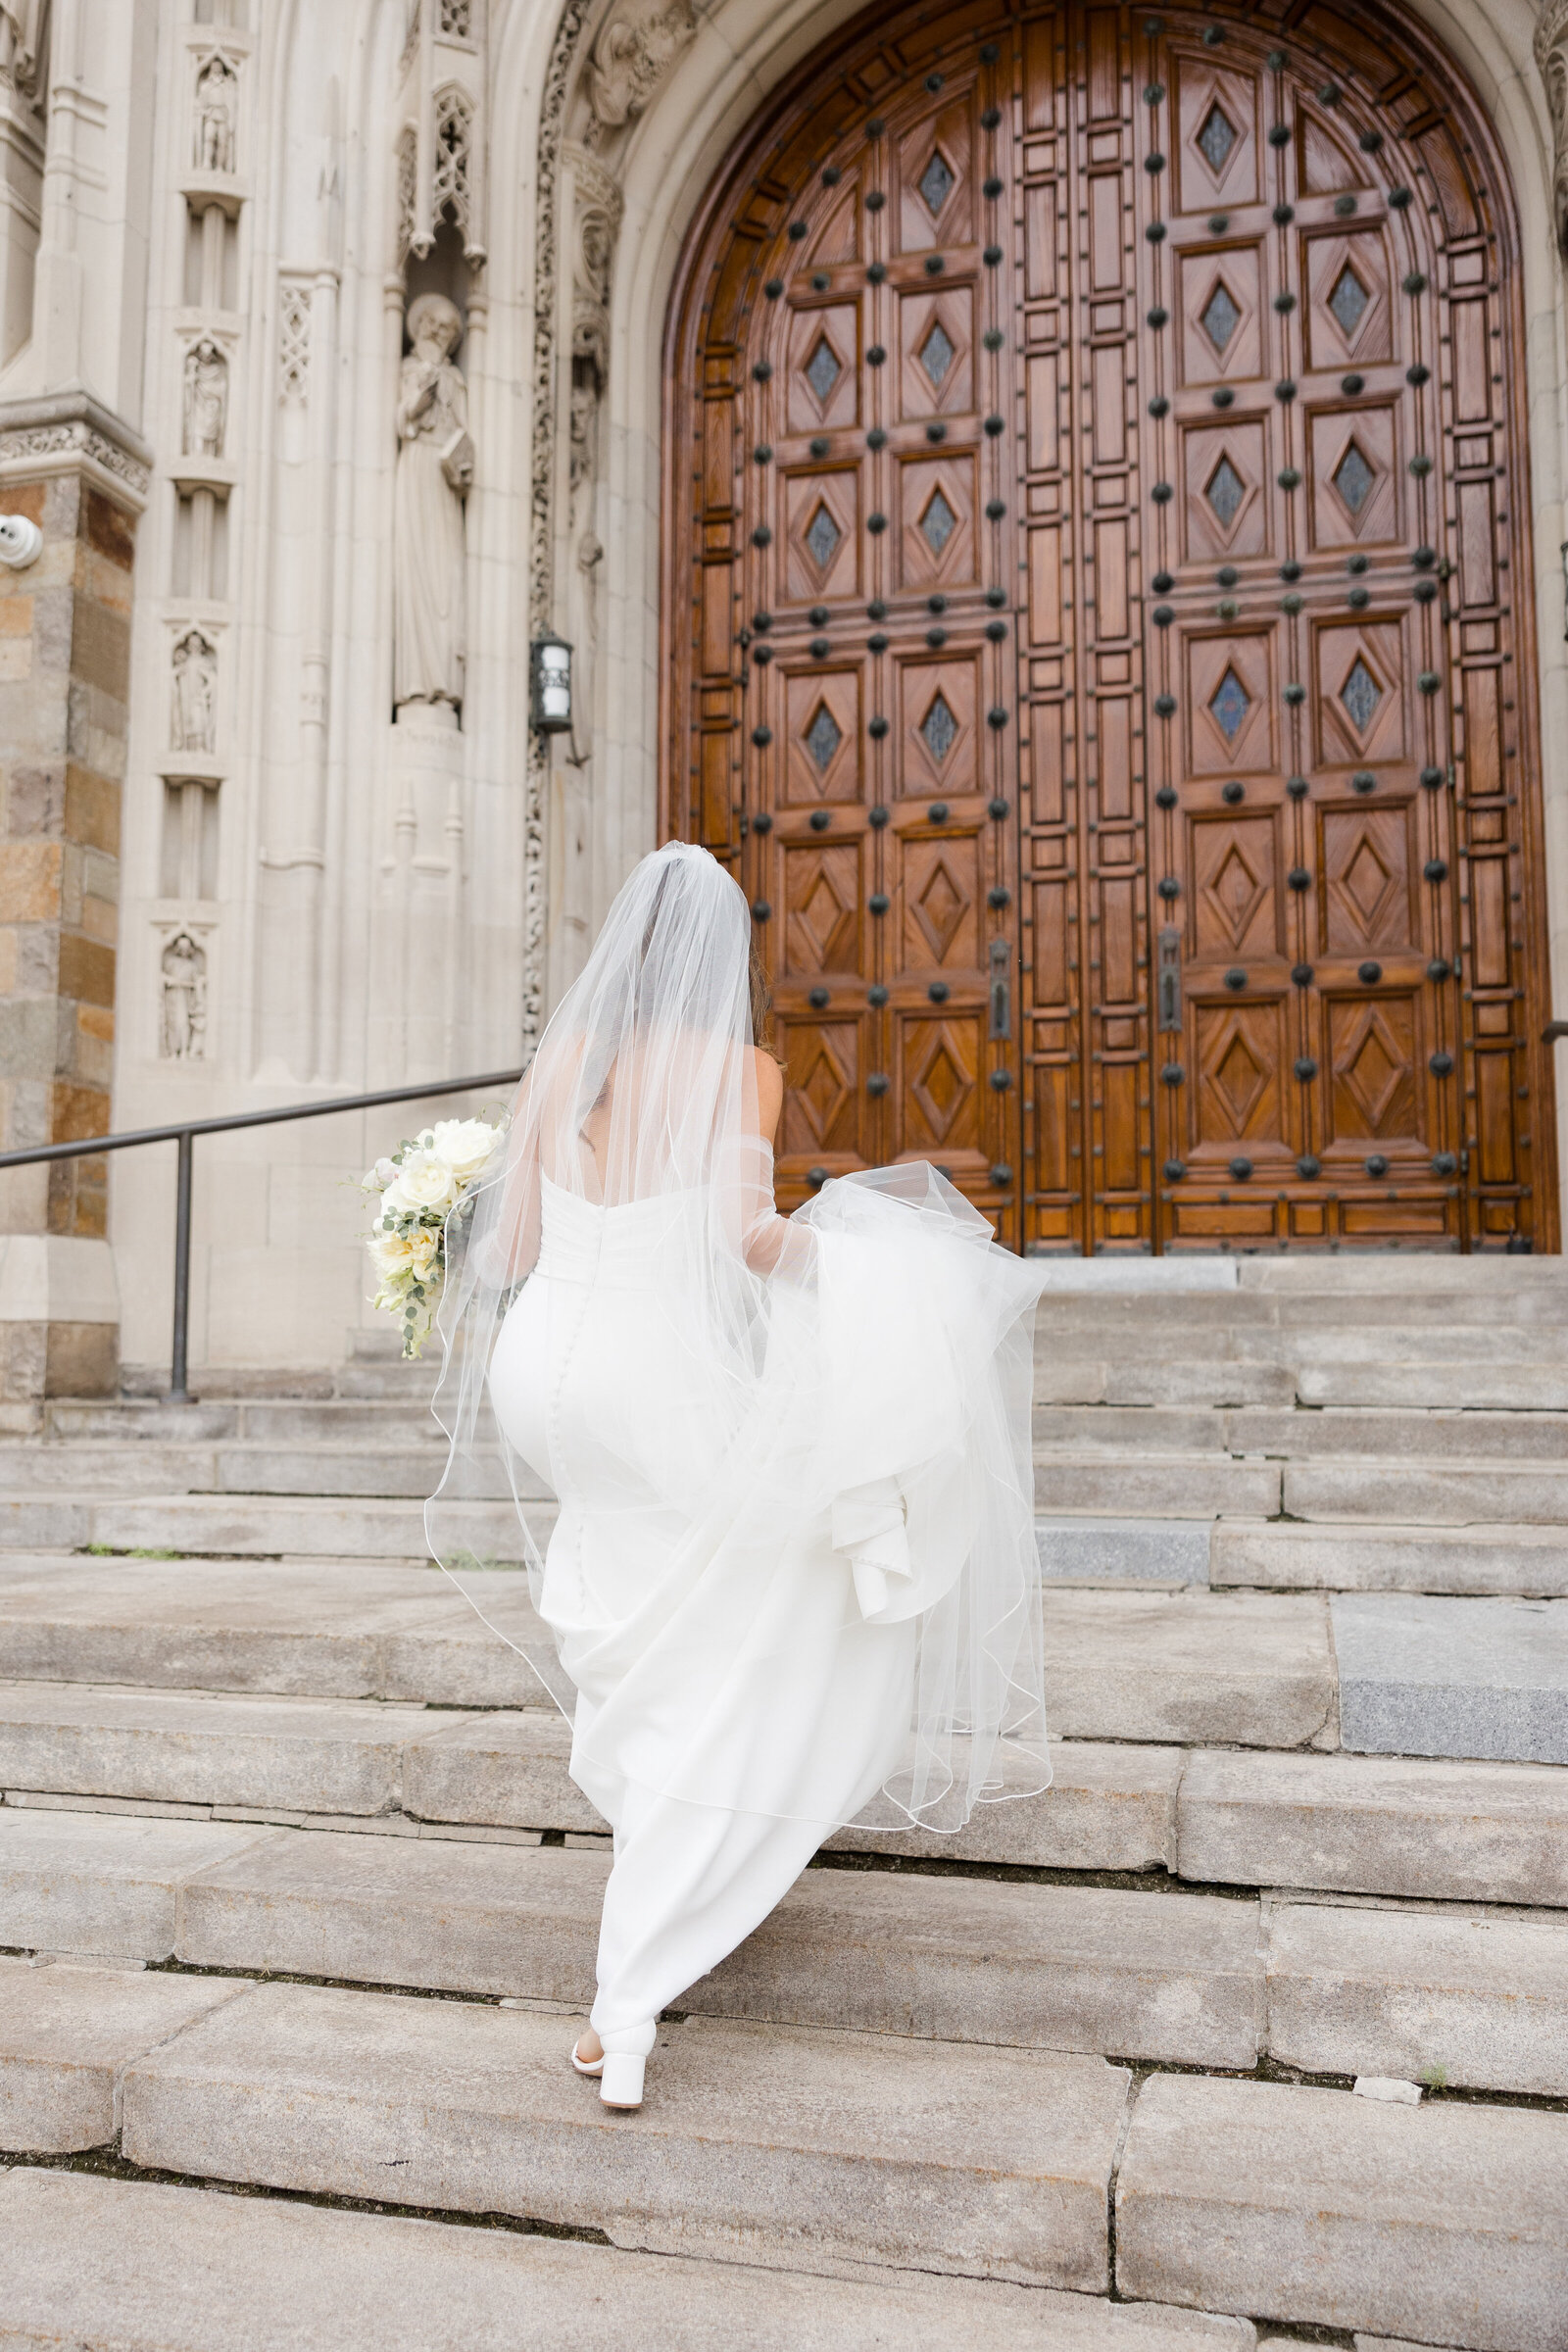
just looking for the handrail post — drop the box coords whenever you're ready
[168,1130,194,1404]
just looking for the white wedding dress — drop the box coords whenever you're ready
[429,843,1049,2067]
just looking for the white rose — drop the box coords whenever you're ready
[369,1227,415,1277]
[429,1118,501,1184]
[382,1150,458,1215]
[362,1156,398,1192]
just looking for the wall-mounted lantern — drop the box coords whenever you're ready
[530,632,573,732]
[0,515,42,569]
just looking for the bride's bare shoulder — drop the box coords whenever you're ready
[751,1044,785,1144]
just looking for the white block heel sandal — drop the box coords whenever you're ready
[569,2036,604,2079]
[596,2021,657,2111]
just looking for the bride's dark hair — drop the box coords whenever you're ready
[748,936,773,1051]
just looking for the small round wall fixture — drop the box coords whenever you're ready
[0,515,43,569]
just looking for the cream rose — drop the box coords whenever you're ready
[382,1150,459,1217]
[369,1226,415,1278]
[429,1117,501,1184]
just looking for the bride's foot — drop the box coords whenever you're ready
[569,2028,604,2077]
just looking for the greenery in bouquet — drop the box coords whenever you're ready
[361,1117,504,1358]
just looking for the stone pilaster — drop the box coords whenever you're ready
[0,392,151,1419]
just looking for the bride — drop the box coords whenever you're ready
[428,842,1050,2110]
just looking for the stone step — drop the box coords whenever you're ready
[1115,2072,1568,2349]
[0,1571,1335,1737]
[1034,1405,1568,1464]
[0,1956,251,2150]
[0,2166,1257,2352]
[169,1822,1568,2095]
[0,1440,470,1499]
[1177,1748,1568,1906]
[1331,1592,1568,1766]
[0,1491,526,1560]
[1210,1520,1568,1598]
[1266,1900,1568,2096]
[42,1398,449,1444]
[1298,1362,1568,1411]
[7,1728,1565,1919]
[1283,1456,1568,1526]
[0,1556,552,1705]
[171,1828,1263,2068]
[117,1980,1133,2292]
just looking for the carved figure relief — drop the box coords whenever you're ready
[569,150,622,388]
[585,0,696,139]
[160,931,208,1060]
[193,52,237,173]
[1537,0,1568,255]
[171,630,217,755]
[393,293,472,710]
[182,337,227,457]
[0,2,46,101]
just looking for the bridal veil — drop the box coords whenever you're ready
[426,840,1050,1835]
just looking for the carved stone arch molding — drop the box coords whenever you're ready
[517,0,873,1036]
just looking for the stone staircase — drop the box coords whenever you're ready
[0,1258,1564,2347]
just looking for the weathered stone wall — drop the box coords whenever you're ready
[0,462,136,1407]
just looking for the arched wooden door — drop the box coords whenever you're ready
[662,0,1557,1251]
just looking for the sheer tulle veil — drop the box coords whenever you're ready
[426,840,1051,1833]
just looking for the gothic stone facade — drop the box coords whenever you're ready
[0,0,1565,1383]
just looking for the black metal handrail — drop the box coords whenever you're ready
[0,1068,523,1402]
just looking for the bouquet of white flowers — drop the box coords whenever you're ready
[360,1116,504,1359]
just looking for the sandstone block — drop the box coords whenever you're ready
[1177,1748,1568,1906]
[0,1805,271,1957]
[1040,1590,1334,1746]
[0,2165,1261,2352]
[0,1681,446,1813]
[0,1956,244,2151]
[122,1984,1131,2290]
[828,1740,1183,1872]
[403,1709,605,1831]
[693,1871,1263,2067]
[1212,1520,1568,1598]
[1284,1459,1568,1528]
[1032,1455,1280,1518]
[1115,2072,1568,2348]
[1266,1901,1568,2095]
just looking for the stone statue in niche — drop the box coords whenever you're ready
[566,380,602,768]
[393,292,473,712]
[161,932,207,1060]
[193,53,236,173]
[1538,0,1568,255]
[0,3,47,101]
[171,630,217,755]
[182,338,227,458]
[586,0,697,139]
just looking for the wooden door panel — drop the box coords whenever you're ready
[1303,230,1393,373]
[1318,806,1414,956]
[782,666,863,805]
[896,453,979,592]
[897,287,975,420]
[1313,619,1407,771]
[896,94,976,258]
[899,833,982,974]
[896,653,982,801]
[782,468,862,606]
[666,0,1553,1252]
[780,1017,865,1164]
[786,305,861,434]
[1306,404,1400,551]
[1325,995,1422,1148]
[778,840,865,979]
[894,1014,988,1165]
[1192,1001,1289,1152]
[1185,632,1275,778]
[1180,418,1270,564]
[1177,243,1264,388]
[1173,55,1260,217]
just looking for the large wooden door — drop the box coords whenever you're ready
[663,0,1556,1251]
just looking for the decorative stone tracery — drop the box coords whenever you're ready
[1536,0,1568,256]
